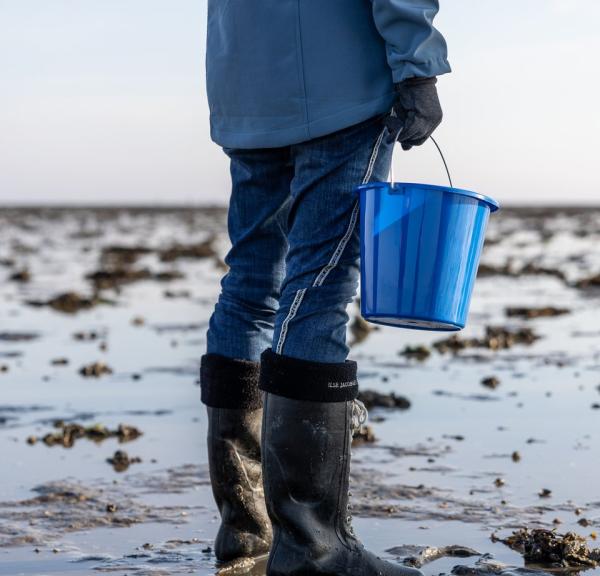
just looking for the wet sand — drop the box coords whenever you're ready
[1,206,600,575]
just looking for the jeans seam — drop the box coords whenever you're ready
[275,288,307,355]
[275,126,386,356]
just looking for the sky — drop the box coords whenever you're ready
[0,0,599,206]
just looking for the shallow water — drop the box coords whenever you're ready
[1,206,600,575]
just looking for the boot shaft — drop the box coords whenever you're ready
[262,394,353,544]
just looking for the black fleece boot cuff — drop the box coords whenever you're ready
[200,354,262,410]
[259,349,358,403]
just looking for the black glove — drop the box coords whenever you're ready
[384,77,443,150]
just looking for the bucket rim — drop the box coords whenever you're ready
[356,181,500,213]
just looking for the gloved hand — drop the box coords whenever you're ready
[384,77,443,150]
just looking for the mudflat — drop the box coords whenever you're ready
[1,205,600,576]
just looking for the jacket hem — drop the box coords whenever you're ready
[210,92,395,149]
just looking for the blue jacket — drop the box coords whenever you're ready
[206,0,450,149]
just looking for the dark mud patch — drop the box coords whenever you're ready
[434,327,541,354]
[28,422,142,448]
[478,262,568,283]
[107,450,142,472]
[158,239,217,262]
[79,362,114,377]
[493,529,600,569]
[477,261,567,283]
[358,390,411,410]
[400,345,432,361]
[482,376,502,389]
[8,268,31,283]
[506,307,571,320]
[86,267,184,290]
[73,329,105,341]
[100,245,153,267]
[575,274,600,290]
[26,292,114,314]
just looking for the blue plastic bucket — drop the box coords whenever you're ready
[357,181,500,331]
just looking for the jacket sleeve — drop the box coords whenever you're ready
[369,0,451,83]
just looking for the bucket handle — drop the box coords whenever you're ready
[389,135,454,189]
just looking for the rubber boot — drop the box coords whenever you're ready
[259,350,424,576]
[201,354,272,562]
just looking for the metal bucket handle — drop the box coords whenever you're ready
[389,135,454,189]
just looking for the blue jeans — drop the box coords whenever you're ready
[206,114,394,364]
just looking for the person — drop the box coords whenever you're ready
[200,1,450,574]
